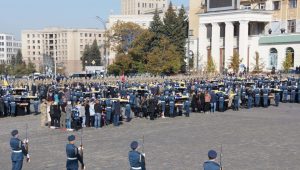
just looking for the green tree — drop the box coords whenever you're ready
[162,2,178,44]
[89,39,101,65]
[26,58,36,74]
[282,52,293,73]
[228,52,242,73]
[15,49,23,65]
[81,45,90,70]
[108,53,133,75]
[149,8,164,47]
[252,51,265,74]
[146,37,181,74]
[206,56,216,74]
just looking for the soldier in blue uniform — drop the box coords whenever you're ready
[254,88,260,107]
[125,103,131,122]
[10,130,30,170]
[66,135,85,170]
[128,141,146,170]
[169,95,175,117]
[290,88,296,103]
[218,93,224,112]
[275,92,280,106]
[10,98,17,117]
[184,99,190,117]
[105,98,112,123]
[203,150,220,170]
[262,88,269,108]
[113,100,121,126]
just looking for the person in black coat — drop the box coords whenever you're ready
[50,102,61,128]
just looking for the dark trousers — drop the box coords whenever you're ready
[90,116,95,127]
[85,115,90,127]
[51,117,60,127]
[204,102,210,112]
[12,160,23,170]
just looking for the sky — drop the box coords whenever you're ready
[0,0,189,39]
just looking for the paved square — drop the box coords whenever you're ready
[1,103,300,170]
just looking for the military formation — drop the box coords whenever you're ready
[4,73,300,169]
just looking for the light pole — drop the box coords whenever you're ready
[187,29,194,74]
[96,16,109,72]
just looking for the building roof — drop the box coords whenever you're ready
[259,34,300,45]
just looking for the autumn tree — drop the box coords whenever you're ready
[282,52,293,73]
[146,37,181,74]
[206,56,216,74]
[252,51,265,74]
[228,52,242,73]
[108,21,144,54]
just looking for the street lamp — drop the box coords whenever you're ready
[187,29,194,74]
[96,16,109,72]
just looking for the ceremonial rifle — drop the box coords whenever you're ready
[25,123,29,162]
[220,145,223,170]
[141,135,146,170]
[80,128,84,170]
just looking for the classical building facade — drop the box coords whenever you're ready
[22,28,105,74]
[189,0,300,72]
[121,0,168,15]
[0,33,21,64]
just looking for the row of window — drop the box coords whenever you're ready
[27,33,68,39]
[0,36,14,40]
[138,3,164,8]
[80,33,102,38]
[27,51,68,56]
[273,0,297,10]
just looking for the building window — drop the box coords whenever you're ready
[273,1,281,10]
[286,47,294,67]
[289,0,297,8]
[259,3,265,9]
[99,34,101,37]
[288,20,296,33]
[269,48,278,69]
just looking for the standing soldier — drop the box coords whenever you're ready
[40,99,48,127]
[128,141,146,170]
[66,135,85,170]
[203,150,220,170]
[10,130,30,170]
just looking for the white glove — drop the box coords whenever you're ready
[23,139,29,143]
[142,153,145,157]
[26,154,30,162]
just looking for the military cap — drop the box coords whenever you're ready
[68,135,76,141]
[11,129,18,137]
[208,150,217,159]
[130,141,138,150]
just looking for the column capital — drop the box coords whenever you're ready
[211,22,220,26]
[225,21,233,25]
[239,20,249,24]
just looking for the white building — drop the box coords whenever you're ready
[121,0,168,15]
[189,0,300,72]
[0,33,21,64]
[22,28,106,74]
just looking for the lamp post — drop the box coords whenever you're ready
[96,16,109,72]
[187,29,194,74]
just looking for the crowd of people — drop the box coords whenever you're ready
[1,74,300,132]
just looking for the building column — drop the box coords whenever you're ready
[198,24,207,71]
[225,21,234,69]
[239,20,249,67]
[211,22,220,72]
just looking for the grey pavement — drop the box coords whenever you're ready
[1,103,300,170]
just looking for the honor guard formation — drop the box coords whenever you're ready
[3,73,300,170]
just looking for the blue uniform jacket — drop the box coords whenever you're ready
[203,160,220,170]
[10,137,27,161]
[128,150,142,168]
[66,144,84,170]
